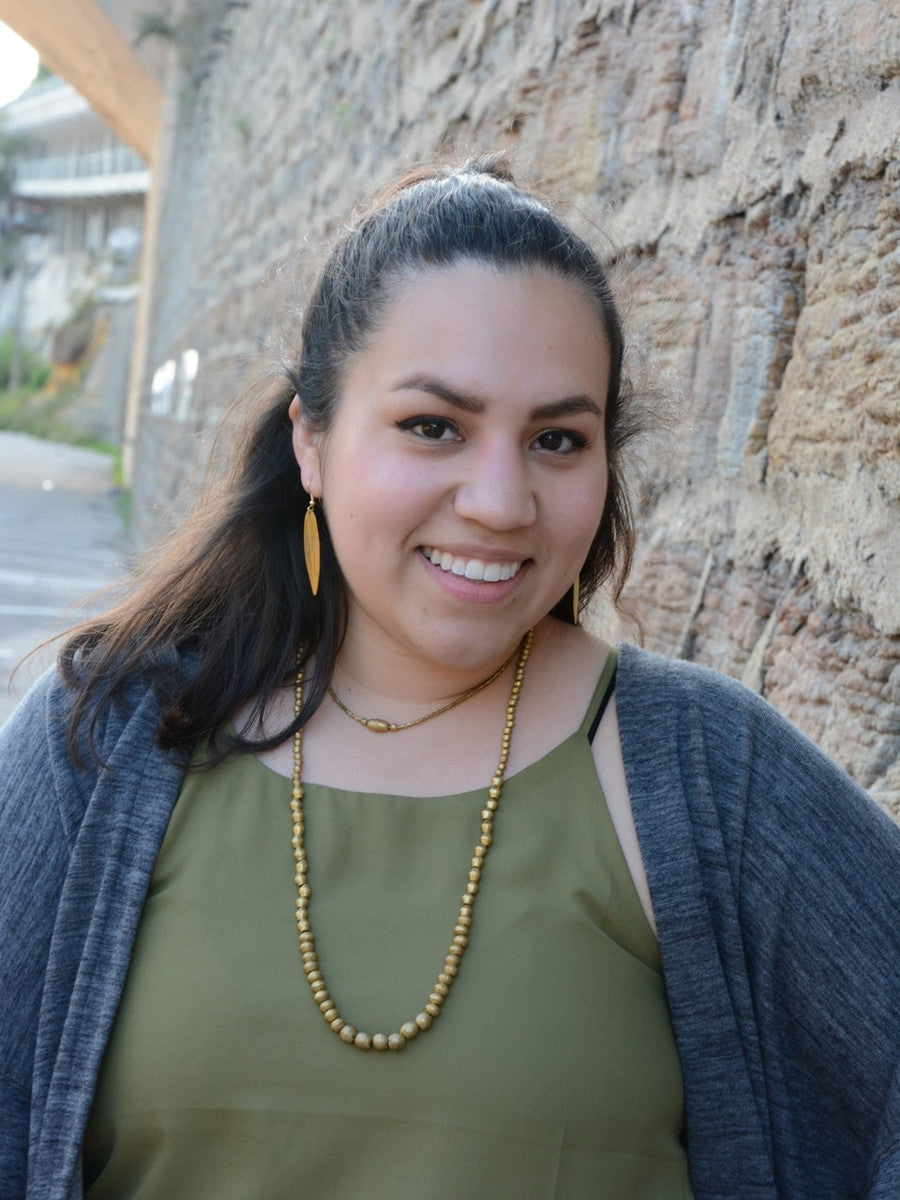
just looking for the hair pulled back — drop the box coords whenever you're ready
[62,155,641,764]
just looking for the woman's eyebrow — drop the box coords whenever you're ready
[530,396,602,420]
[393,375,484,412]
[393,375,602,420]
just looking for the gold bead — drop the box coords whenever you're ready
[288,628,535,1052]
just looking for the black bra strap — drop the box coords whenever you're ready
[587,665,617,744]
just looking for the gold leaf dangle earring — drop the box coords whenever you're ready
[304,496,321,596]
[572,573,580,626]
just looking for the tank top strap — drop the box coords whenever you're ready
[578,647,618,745]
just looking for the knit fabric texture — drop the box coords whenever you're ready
[1,644,898,1199]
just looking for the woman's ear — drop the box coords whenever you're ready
[289,394,322,497]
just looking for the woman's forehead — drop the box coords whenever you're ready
[339,262,611,405]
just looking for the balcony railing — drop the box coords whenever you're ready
[15,146,147,182]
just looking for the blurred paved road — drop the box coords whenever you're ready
[0,432,132,727]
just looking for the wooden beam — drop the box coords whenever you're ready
[0,0,162,162]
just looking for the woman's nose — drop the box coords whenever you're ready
[453,442,537,530]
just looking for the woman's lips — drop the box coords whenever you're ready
[421,546,523,582]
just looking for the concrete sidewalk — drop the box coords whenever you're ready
[0,431,132,727]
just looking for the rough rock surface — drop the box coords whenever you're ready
[132,0,900,812]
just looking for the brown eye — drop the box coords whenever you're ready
[397,416,460,442]
[534,429,586,454]
[419,419,450,439]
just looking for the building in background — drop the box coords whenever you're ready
[0,73,148,440]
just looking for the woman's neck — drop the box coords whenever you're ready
[330,618,536,717]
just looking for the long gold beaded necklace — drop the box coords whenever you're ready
[289,627,535,1051]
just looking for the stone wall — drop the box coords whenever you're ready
[132,0,900,809]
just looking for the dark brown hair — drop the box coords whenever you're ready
[62,154,642,764]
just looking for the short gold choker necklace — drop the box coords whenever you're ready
[290,627,535,1051]
[327,643,520,733]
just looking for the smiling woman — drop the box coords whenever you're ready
[291,264,611,677]
[1,157,898,1200]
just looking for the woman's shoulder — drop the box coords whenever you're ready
[615,642,826,764]
[616,642,766,709]
[0,662,170,838]
[614,643,898,852]
[1,665,77,770]
[0,668,87,852]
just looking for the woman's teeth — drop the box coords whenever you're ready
[422,547,521,582]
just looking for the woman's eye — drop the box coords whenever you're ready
[533,429,587,454]
[397,417,459,442]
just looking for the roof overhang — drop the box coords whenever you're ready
[0,0,162,163]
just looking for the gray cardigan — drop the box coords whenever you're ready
[1,645,898,1199]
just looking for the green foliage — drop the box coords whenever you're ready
[0,332,51,391]
[0,124,30,226]
[0,381,76,440]
[0,382,130,526]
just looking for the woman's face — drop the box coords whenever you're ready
[291,262,611,673]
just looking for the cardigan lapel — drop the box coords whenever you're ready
[615,644,778,1199]
[28,687,186,1200]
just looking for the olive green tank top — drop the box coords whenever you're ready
[84,655,693,1198]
